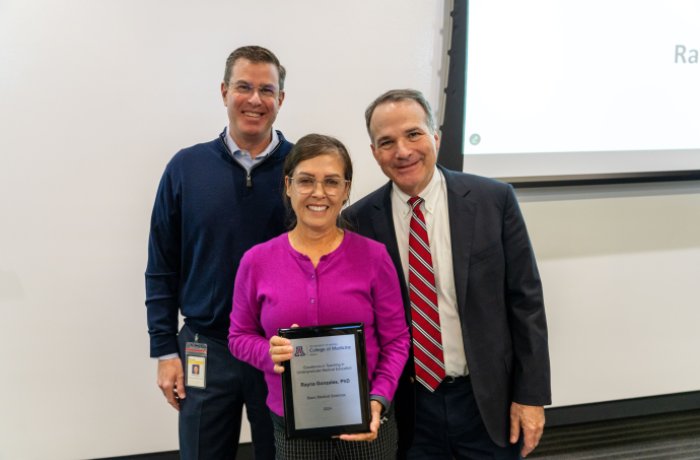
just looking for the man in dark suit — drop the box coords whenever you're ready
[344,89,551,459]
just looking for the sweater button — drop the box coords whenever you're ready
[310,298,315,303]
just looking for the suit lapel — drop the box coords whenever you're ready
[370,183,404,283]
[369,183,410,315]
[368,171,476,315]
[442,167,476,312]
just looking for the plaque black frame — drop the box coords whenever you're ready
[278,322,370,439]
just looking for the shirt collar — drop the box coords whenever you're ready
[391,166,443,216]
[224,126,279,160]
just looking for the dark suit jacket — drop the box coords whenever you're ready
[344,166,551,450]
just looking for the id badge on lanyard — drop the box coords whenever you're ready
[185,334,207,389]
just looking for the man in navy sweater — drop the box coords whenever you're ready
[146,46,293,460]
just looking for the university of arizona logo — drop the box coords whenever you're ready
[294,346,306,357]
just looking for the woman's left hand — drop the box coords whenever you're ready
[338,400,383,442]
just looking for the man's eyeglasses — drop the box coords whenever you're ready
[288,176,350,196]
[230,82,278,99]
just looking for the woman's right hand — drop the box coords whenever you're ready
[269,326,297,374]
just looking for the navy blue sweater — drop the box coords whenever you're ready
[146,130,293,357]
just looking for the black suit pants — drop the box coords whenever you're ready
[177,325,274,460]
[407,376,520,460]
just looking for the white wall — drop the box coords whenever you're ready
[0,1,446,459]
[1,2,699,460]
[518,182,700,406]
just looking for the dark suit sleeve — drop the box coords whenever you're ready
[502,185,551,406]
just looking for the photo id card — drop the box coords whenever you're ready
[185,342,207,389]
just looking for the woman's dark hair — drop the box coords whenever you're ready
[282,134,353,229]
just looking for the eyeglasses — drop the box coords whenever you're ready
[230,82,278,99]
[288,176,350,196]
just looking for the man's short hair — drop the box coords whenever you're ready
[224,45,286,90]
[364,89,436,138]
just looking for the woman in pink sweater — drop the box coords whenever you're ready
[228,134,409,459]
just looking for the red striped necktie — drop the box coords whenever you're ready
[408,196,445,391]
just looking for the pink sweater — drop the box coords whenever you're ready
[228,231,410,416]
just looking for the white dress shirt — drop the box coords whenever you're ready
[391,167,469,377]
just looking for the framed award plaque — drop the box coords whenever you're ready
[278,322,370,438]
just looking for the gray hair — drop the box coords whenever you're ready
[364,89,436,138]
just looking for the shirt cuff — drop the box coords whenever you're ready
[156,353,179,360]
[369,394,390,414]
